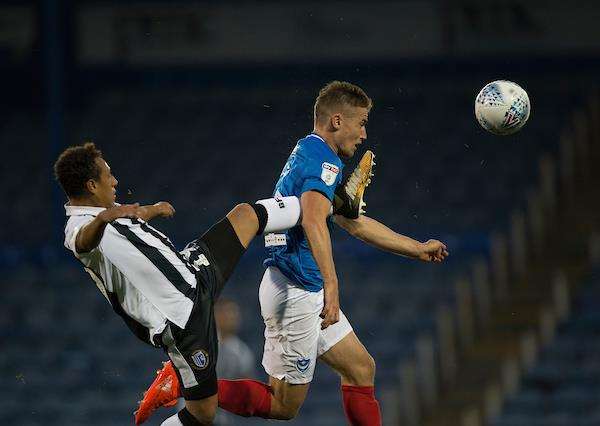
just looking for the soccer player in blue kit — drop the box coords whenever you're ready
[138,81,448,425]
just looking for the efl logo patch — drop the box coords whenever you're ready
[321,162,339,186]
[296,357,311,373]
[191,349,210,370]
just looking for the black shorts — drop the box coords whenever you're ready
[159,218,245,400]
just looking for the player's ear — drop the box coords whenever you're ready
[86,179,97,195]
[330,113,342,130]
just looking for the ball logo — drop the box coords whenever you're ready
[296,357,311,373]
[191,349,209,370]
[504,97,529,129]
[504,110,520,128]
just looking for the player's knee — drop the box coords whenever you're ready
[229,203,255,221]
[358,353,376,382]
[365,353,377,381]
[345,353,376,385]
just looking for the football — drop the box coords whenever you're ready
[475,80,531,135]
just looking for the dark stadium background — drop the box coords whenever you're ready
[2,1,600,425]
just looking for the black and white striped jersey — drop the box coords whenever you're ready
[64,205,197,345]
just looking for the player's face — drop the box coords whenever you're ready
[338,106,369,159]
[90,158,118,208]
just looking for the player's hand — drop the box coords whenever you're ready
[320,284,340,329]
[418,239,449,262]
[154,201,175,218]
[98,203,142,223]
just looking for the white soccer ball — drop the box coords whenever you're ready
[475,80,530,135]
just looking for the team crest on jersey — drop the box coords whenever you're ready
[296,357,311,373]
[191,349,210,370]
[321,162,339,186]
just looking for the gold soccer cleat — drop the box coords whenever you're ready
[333,150,375,219]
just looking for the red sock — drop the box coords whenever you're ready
[341,385,382,426]
[217,379,272,418]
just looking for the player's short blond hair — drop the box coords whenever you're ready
[314,81,372,124]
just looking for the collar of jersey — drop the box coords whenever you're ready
[308,133,338,157]
[310,133,326,143]
[65,203,107,217]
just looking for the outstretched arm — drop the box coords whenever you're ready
[76,203,143,253]
[137,201,175,222]
[333,214,449,262]
[301,191,340,329]
[76,201,174,253]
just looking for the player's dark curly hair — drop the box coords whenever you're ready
[54,142,103,198]
[314,81,373,124]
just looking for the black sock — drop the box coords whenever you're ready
[178,407,204,425]
[251,203,268,235]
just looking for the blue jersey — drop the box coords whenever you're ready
[264,134,344,292]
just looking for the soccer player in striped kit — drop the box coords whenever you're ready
[55,143,306,425]
[139,81,448,425]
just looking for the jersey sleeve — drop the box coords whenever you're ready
[64,216,95,258]
[299,156,343,202]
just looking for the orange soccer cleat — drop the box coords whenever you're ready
[134,361,181,425]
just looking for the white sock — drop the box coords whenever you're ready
[161,412,183,425]
[256,196,301,233]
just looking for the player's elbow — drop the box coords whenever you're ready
[75,243,92,254]
[75,234,96,254]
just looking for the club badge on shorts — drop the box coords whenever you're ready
[296,357,311,373]
[191,349,210,370]
[321,162,339,186]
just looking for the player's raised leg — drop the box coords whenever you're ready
[134,196,302,425]
[319,332,381,426]
[184,196,302,299]
[227,196,302,249]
